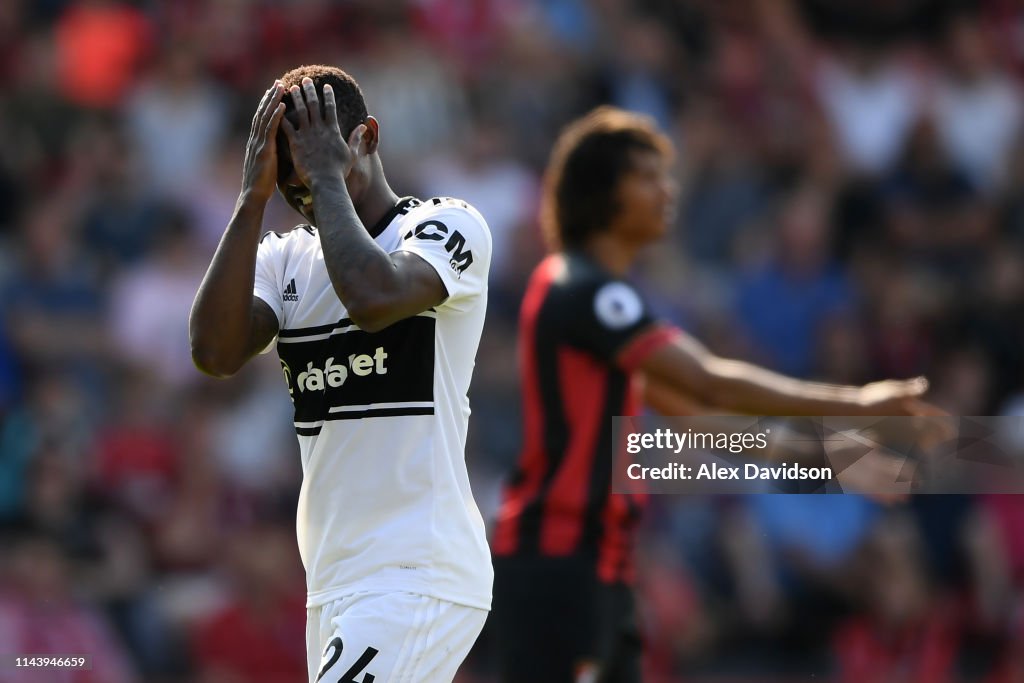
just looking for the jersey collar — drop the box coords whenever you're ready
[369,196,419,239]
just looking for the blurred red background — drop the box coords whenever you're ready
[3,1,1024,681]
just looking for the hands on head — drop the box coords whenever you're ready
[240,81,287,205]
[279,77,367,188]
[240,77,368,205]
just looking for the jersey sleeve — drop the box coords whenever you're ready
[393,200,492,311]
[566,278,683,372]
[253,230,286,352]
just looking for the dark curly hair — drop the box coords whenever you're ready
[279,64,368,138]
[541,106,673,250]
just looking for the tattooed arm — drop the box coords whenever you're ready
[308,175,445,332]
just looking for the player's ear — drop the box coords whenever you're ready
[360,116,380,155]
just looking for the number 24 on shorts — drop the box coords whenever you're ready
[316,637,379,683]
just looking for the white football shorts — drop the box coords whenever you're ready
[306,591,488,683]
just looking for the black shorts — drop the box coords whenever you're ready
[491,554,642,683]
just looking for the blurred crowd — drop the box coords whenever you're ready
[4,0,1024,681]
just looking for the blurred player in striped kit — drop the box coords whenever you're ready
[492,106,939,683]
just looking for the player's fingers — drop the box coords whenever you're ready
[265,102,286,140]
[257,83,283,137]
[301,77,320,124]
[259,84,283,131]
[907,408,954,449]
[904,398,947,417]
[250,85,274,136]
[290,84,308,127]
[266,100,286,142]
[348,123,367,156]
[903,376,928,396]
[323,84,339,130]
[279,112,297,143]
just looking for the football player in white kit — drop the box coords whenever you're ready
[190,65,492,683]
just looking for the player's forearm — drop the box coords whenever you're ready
[309,175,402,330]
[705,358,867,416]
[643,375,724,416]
[643,377,832,466]
[189,194,265,376]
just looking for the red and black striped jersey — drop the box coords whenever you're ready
[493,251,681,584]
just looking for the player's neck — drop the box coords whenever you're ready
[354,173,401,235]
[582,232,641,276]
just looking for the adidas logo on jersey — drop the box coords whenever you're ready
[282,348,389,394]
[283,278,299,302]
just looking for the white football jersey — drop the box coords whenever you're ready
[253,196,493,610]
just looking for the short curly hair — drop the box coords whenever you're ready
[279,64,368,138]
[541,106,673,250]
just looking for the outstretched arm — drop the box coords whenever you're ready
[638,331,933,416]
[639,351,924,502]
[642,373,728,416]
[190,82,285,377]
[280,78,446,332]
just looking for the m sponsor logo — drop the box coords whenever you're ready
[403,220,474,276]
